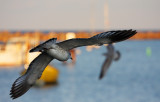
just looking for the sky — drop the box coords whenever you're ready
[0,0,160,31]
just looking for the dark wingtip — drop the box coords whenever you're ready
[91,29,137,44]
[99,73,103,80]
[109,29,137,43]
[10,75,31,99]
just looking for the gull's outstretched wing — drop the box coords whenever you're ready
[99,44,114,79]
[57,29,136,51]
[10,53,53,99]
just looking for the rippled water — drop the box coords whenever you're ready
[0,40,160,102]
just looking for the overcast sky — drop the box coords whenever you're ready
[0,0,160,31]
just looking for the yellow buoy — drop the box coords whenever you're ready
[40,65,59,83]
[21,65,59,84]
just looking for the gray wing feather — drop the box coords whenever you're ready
[57,29,136,50]
[57,38,95,50]
[10,52,53,99]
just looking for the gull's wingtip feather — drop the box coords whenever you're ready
[99,72,104,80]
[90,29,137,44]
[10,74,31,99]
[108,29,137,43]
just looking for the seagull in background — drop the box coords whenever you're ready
[10,29,137,99]
[99,44,121,79]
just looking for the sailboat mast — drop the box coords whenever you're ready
[104,0,109,31]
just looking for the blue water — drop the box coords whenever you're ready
[0,40,160,102]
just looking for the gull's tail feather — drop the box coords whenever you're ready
[30,38,57,52]
[92,29,137,44]
[10,74,31,99]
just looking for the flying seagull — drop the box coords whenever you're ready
[99,44,121,79]
[10,29,137,99]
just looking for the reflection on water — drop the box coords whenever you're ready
[0,40,160,102]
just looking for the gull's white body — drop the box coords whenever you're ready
[46,44,70,61]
